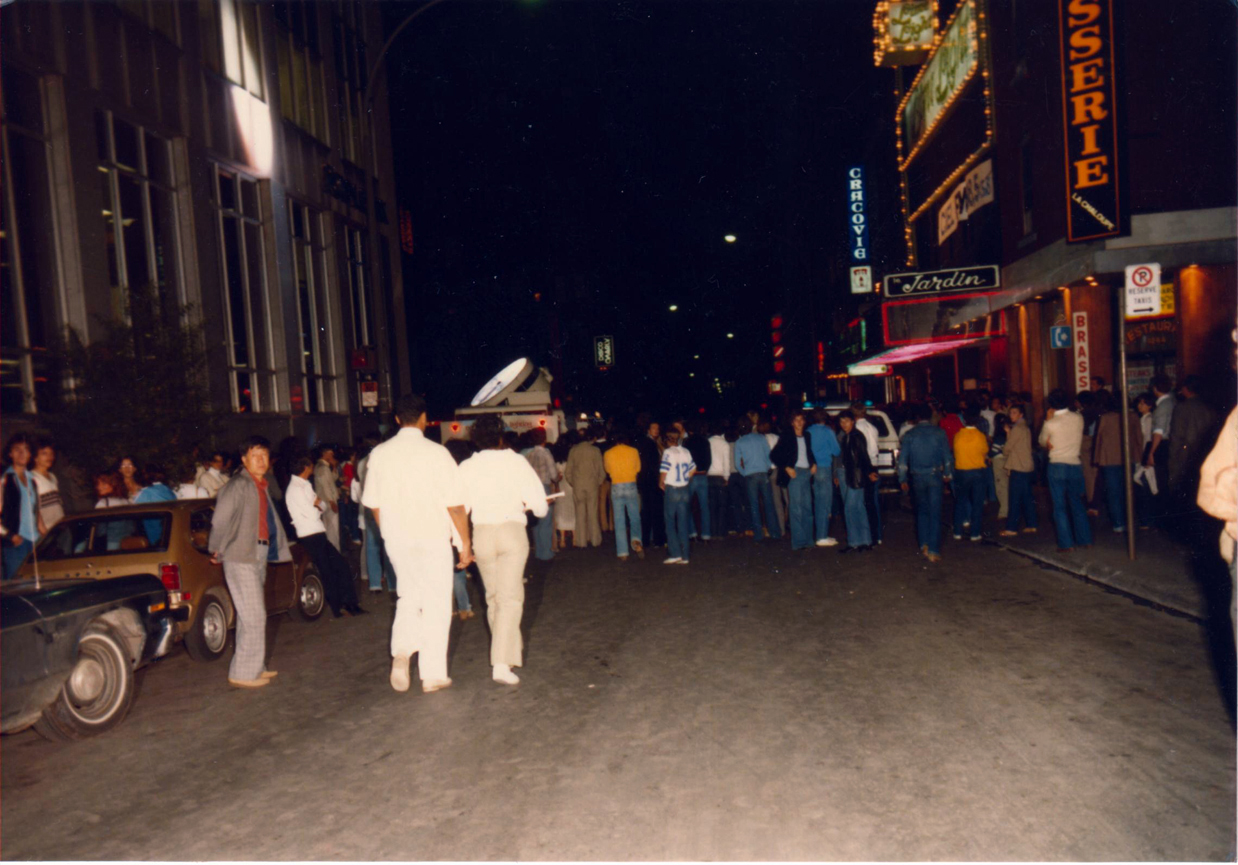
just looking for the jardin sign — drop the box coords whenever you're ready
[883,264,1000,298]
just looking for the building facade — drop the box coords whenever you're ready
[844,0,1236,411]
[1,0,409,447]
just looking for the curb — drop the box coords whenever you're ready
[993,539,1205,622]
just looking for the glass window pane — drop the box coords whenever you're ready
[289,0,304,41]
[241,0,262,98]
[6,132,51,349]
[304,2,319,52]
[291,44,308,128]
[198,0,221,72]
[220,215,249,367]
[145,131,172,186]
[100,171,122,307]
[3,67,44,132]
[94,110,111,162]
[217,169,237,210]
[118,0,147,22]
[151,0,177,43]
[243,220,269,372]
[314,60,330,144]
[276,35,292,119]
[149,187,180,311]
[113,117,140,172]
[240,178,259,218]
[234,369,253,412]
[220,0,242,85]
[117,174,151,294]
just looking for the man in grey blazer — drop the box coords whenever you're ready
[208,435,292,689]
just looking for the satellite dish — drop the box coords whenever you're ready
[470,358,536,407]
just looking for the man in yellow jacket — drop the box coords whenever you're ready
[952,411,990,541]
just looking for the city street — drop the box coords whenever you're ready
[2,509,1233,861]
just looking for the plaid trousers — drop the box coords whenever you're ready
[223,549,268,681]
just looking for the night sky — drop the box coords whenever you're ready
[385,0,893,420]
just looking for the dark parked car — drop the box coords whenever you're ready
[1,574,184,742]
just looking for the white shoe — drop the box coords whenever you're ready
[493,664,520,685]
[816,538,839,547]
[663,557,683,565]
[390,656,411,692]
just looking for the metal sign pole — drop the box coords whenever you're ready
[1118,285,1136,561]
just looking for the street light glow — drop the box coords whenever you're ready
[726,332,734,339]
[669,304,679,311]
[724,234,737,243]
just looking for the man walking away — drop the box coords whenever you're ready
[952,411,989,541]
[636,418,666,549]
[659,427,695,564]
[459,415,549,686]
[898,404,953,562]
[1147,375,1176,526]
[524,428,557,561]
[1039,388,1093,551]
[603,429,643,560]
[999,403,1038,536]
[735,418,781,540]
[361,394,473,695]
[1169,375,1217,532]
[288,456,365,618]
[1091,390,1142,533]
[808,409,841,547]
[565,426,606,548]
[208,436,290,688]
[706,421,732,540]
[771,410,817,551]
[684,418,713,541]
[312,444,342,551]
[852,402,883,543]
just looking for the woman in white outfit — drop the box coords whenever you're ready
[457,416,549,685]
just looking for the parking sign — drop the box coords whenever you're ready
[1124,263,1162,318]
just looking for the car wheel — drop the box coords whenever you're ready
[290,566,325,622]
[184,595,229,662]
[34,622,136,742]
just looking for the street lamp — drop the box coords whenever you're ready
[726,333,734,339]
[724,234,737,243]
[668,304,679,312]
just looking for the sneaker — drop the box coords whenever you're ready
[970,535,982,542]
[925,552,942,563]
[631,540,645,559]
[663,557,684,565]
[390,656,411,692]
[369,587,384,593]
[421,677,453,693]
[492,665,520,686]
[618,554,630,561]
[676,559,690,565]
[1021,527,1038,534]
[816,538,839,547]
[952,534,962,540]
[920,545,929,556]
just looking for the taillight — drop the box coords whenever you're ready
[160,563,181,591]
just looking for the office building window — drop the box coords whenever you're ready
[290,201,339,413]
[275,2,330,143]
[198,0,263,99]
[341,223,370,347]
[333,9,368,164]
[213,166,277,413]
[118,0,179,43]
[1,68,59,414]
[96,110,183,319]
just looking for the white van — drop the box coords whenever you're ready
[820,402,901,488]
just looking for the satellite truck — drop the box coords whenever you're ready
[436,358,569,444]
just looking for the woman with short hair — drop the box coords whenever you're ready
[1,433,42,579]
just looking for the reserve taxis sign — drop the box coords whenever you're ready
[883,264,1000,298]
[1058,0,1123,242]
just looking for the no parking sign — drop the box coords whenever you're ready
[1125,263,1162,318]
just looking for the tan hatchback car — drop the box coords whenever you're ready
[17,500,327,662]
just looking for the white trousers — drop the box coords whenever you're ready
[386,538,454,681]
[473,522,529,668]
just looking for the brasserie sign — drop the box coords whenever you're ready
[883,264,1000,298]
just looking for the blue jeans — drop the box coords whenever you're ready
[1101,464,1129,530]
[953,468,987,539]
[728,472,750,532]
[813,475,835,541]
[664,485,692,560]
[2,537,32,580]
[453,567,471,612]
[532,483,554,560]
[744,474,782,538]
[910,472,943,554]
[708,476,728,538]
[364,509,396,591]
[689,474,711,539]
[1006,470,1038,531]
[787,472,813,549]
[840,482,871,547]
[611,482,641,557]
[1047,463,1093,549]
[867,482,882,542]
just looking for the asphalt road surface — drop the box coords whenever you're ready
[3,509,1234,860]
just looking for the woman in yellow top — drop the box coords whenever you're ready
[952,411,990,541]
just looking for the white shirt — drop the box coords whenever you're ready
[196,466,227,497]
[287,474,326,538]
[855,417,880,461]
[174,483,211,500]
[795,436,810,469]
[707,435,733,477]
[459,448,549,526]
[659,445,696,488]
[1038,408,1084,465]
[361,427,464,543]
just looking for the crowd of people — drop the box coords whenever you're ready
[2,372,1234,689]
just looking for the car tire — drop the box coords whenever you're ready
[290,566,325,622]
[184,595,229,662]
[34,622,136,742]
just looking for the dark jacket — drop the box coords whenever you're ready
[770,432,816,486]
[683,435,712,476]
[1,470,29,538]
[839,429,874,490]
[635,436,662,492]
[1168,396,1219,485]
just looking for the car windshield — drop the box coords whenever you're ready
[37,513,172,560]
[865,414,893,438]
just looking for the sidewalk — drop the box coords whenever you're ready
[985,488,1231,621]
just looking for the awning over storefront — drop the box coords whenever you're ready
[847,336,987,374]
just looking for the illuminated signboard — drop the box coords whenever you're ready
[873,1,938,68]
[848,166,869,262]
[899,0,977,170]
[883,264,1000,298]
[936,159,994,244]
[1058,0,1122,241]
[594,335,615,369]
